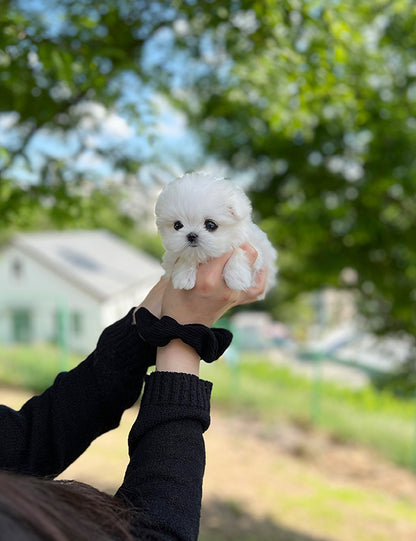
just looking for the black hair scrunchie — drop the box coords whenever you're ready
[132,307,233,363]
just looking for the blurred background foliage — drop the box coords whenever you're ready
[1,0,416,389]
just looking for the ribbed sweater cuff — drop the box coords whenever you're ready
[141,371,212,411]
[127,372,212,454]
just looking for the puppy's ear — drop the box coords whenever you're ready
[227,191,252,221]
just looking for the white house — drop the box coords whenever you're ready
[0,230,163,353]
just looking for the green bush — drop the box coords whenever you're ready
[0,344,81,393]
[1,346,414,469]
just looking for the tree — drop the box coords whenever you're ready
[183,0,416,390]
[0,0,203,230]
[177,2,416,328]
[2,1,416,390]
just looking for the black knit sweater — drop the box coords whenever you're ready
[118,371,211,541]
[0,308,153,477]
[0,309,212,540]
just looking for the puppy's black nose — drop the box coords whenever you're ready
[187,232,198,244]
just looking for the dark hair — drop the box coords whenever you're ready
[0,471,134,540]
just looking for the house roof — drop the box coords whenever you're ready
[11,230,163,300]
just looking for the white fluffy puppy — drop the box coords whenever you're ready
[155,172,277,299]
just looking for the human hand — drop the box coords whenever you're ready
[136,276,169,319]
[160,243,267,327]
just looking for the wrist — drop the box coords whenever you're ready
[156,339,201,376]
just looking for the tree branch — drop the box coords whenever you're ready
[0,90,88,178]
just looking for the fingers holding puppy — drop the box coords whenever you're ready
[195,243,260,301]
[242,268,268,304]
[160,243,266,327]
[240,242,258,267]
[234,243,267,303]
[193,250,233,295]
[162,250,237,326]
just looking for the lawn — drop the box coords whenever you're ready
[200,354,416,470]
[0,343,81,392]
[1,344,415,470]
[2,344,416,541]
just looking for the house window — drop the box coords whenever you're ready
[12,259,23,280]
[71,312,83,336]
[12,309,32,343]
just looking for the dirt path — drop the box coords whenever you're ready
[3,387,416,541]
[201,408,416,541]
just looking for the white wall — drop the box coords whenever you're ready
[100,274,161,329]
[0,245,163,353]
[0,246,102,352]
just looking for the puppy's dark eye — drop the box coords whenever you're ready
[205,219,218,232]
[174,221,184,231]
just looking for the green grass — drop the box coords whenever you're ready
[0,344,81,393]
[1,344,415,470]
[200,354,416,470]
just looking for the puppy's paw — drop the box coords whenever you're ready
[172,268,197,290]
[224,267,252,291]
[224,258,253,291]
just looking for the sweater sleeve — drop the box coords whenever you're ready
[116,371,212,541]
[0,308,155,478]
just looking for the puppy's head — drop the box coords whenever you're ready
[155,172,252,260]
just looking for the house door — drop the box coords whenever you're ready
[12,309,32,343]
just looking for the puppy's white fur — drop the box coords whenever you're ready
[155,172,277,299]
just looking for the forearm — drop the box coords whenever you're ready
[114,247,264,538]
[156,339,200,376]
[116,370,211,541]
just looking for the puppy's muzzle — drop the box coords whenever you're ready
[187,232,199,246]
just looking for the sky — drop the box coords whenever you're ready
[1,1,208,189]
[1,0,262,199]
